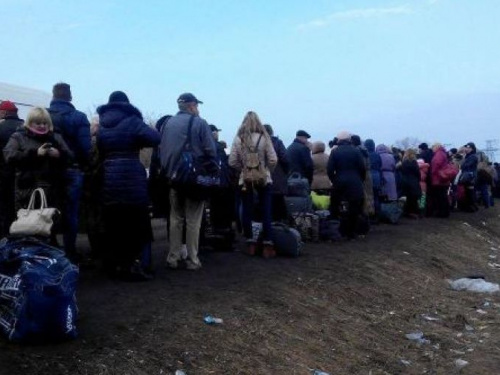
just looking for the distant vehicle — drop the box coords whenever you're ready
[0,82,51,120]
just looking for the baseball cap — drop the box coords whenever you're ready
[209,124,221,132]
[0,100,18,112]
[177,93,203,104]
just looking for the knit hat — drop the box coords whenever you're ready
[0,100,18,112]
[336,131,351,141]
[108,91,129,104]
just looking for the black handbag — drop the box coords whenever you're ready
[170,116,220,198]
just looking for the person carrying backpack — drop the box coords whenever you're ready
[229,111,277,258]
[48,83,91,262]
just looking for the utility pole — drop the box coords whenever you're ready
[483,139,499,161]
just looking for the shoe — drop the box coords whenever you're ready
[166,260,179,269]
[262,241,276,259]
[186,260,202,271]
[245,240,257,256]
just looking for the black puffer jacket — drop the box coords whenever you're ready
[97,102,160,206]
[270,135,289,195]
[3,128,73,209]
[400,159,422,197]
[327,141,366,201]
[0,116,23,168]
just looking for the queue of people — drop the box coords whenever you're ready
[0,83,498,282]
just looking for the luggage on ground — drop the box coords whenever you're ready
[379,201,403,224]
[287,173,310,197]
[0,237,79,343]
[290,212,319,242]
[285,196,313,216]
[271,222,302,257]
[319,218,341,241]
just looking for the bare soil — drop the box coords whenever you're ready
[1,206,500,375]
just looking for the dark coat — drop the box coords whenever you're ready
[48,100,91,167]
[327,141,366,201]
[400,159,422,197]
[3,128,73,210]
[97,102,160,207]
[0,116,23,168]
[286,138,313,184]
[364,139,383,189]
[461,152,478,174]
[270,135,289,195]
[418,149,434,164]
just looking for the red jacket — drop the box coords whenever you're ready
[431,147,448,186]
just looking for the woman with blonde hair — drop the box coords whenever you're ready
[229,111,277,258]
[400,148,421,218]
[3,107,73,238]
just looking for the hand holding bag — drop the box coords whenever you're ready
[9,188,59,237]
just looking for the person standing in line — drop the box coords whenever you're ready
[400,149,422,218]
[376,144,397,202]
[327,131,366,240]
[97,91,160,280]
[459,142,479,212]
[3,107,73,244]
[429,143,451,218]
[263,124,289,222]
[229,112,277,257]
[364,139,383,222]
[287,130,313,185]
[0,101,23,237]
[48,83,91,262]
[160,93,217,270]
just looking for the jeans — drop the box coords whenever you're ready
[477,184,491,208]
[241,184,272,242]
[167,189,205,266]
[63,169,84,256]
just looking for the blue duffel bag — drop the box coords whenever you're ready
[0,237,79,343]
[287,173,310,197]
[271,222,302,257]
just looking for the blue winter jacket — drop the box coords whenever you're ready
[48,100,91,167]
[364,139,383,189]
[97,102,160,206]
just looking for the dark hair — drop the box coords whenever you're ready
[52,82,71,101]
[351,134,361,147]
[263,124,273,136]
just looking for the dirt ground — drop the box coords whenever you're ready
[1,205,500,375]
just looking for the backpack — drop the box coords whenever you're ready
[241,134,267,186]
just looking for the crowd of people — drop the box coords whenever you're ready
[0,83,498,281]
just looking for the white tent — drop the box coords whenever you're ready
[0,82,51,120]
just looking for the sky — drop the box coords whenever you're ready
[1,0,499,156]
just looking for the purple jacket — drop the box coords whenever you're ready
[376,144,397,200]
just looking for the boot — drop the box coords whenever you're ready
[245,239,257,256]
[262,241,276,259]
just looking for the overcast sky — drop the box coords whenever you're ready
[1,0,499,154]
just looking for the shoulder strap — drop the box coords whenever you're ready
[184,115,195,150]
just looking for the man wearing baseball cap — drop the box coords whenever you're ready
[286,129,314,184]
[0,100,23,237]
[159,93,217,270]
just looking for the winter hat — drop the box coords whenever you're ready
[336,131,351,141]
[108,91,129,104]
[0,100,18,112]
[418,143,429,150]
